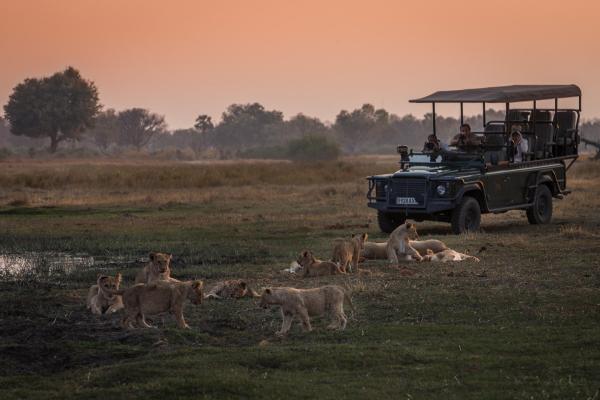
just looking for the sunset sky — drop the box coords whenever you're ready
[1,0,599,129]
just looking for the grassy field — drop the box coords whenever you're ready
[0,156,599,399]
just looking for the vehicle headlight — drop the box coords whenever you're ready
[436,184,447,196]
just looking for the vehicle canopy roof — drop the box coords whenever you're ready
[409,84,581,103]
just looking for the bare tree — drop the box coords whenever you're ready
[117,108,166,151]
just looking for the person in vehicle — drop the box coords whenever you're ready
[422,134,449,152]
[510,127,529,162]
[450,123,482,149]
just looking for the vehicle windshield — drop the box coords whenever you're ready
[406,150,484,167]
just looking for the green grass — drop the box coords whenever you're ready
[0,158,599,399]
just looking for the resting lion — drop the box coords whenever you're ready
[297,250,345,277]
[105,279,204,329]
[259,285,355,336]
[205,280,260,299]
[86,273,124,315]
[332,233,368,273]
[387,222,423,263]
[135,252,178,284]
[362,239,448,260]
[422,249,480,262]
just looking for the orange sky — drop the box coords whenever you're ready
[1,0,599,129]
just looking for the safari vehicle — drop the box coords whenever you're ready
[367,85,581,234]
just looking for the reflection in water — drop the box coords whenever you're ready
[0,253,95,277]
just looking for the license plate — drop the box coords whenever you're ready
[396,197,418,205]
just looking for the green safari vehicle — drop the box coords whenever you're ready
[367,85,581,233]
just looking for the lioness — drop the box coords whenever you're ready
[387,222,423,263]
[332,233,368,273]
[205,280,260,299]
[297,250,345,277]
[105,279,204,329]
[86,273,124,315]
[135,252,177,284]
[259,285,355,336]
[362,238,448,260]
[422,249,480,262]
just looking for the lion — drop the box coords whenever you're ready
[387,222,423,263]
[135,252,178,284]
[297,250,345,277]
[259,285,355,336]
[205,279,260,299]
[104,279,204,329]
[86,273,124,315]
[362,238,448,260]
[422,248,480,262]
[332,233,368,273]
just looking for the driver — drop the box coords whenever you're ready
[450,123,482,149]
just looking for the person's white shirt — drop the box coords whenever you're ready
[513,137,528,162]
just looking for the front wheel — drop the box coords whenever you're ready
[377,211,406,234]
[451,196,481,234]
[526,184,553,224]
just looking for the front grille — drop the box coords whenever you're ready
[389,179,427,207]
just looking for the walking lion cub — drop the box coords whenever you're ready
[259,285,355,336]
[104,279,204,329]
[332,233,368,273]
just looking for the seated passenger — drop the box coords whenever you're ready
[450,124,482,149]
[422,134,449,152]
[511,129,529,162]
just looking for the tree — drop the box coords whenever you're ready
[194,114,214,133]
[117,108,166,150]
[334,104,383,153]
[211,103,284,150]
[286,113,329,138]
[3,66,100,152]
[90,109,119,151]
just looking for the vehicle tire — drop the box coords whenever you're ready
[526,184,553,225]
[451,196,481,234]
[377,211,406,234]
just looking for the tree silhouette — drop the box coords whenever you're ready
[3,67,100,152]
[117,108,166,150]
[194,114,214,133]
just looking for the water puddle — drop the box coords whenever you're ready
[0,253,96,277]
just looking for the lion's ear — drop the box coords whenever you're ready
[240,281,247,289]
[302,250,309,257]
[406,222,413,228]
[115,273,122,282]
[264,288,272,295]
[149,252,156,261]
[193,280,203,289]
[362,233,368,241]
[167,253,173,260]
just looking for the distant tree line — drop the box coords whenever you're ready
[2,67,600,159]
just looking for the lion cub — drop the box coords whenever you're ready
[362,239,447,260]
[297,250,344,277]
[86,273,124,315]
[332,233,368,273]
[105,279,204,329]
[259,285,355,336]
[205,280,260,299]
[135,252,176,284]
[387,222,423,263]
[422,249,480,262]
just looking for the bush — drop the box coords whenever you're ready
[286,134,341,162]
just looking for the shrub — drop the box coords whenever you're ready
[286,134,341,162]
